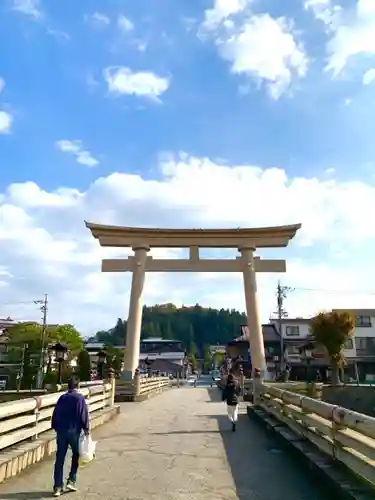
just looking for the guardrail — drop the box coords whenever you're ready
[259,383,375,486]
[116,375,171,402]
[0,380,115,452]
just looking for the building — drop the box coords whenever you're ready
[225,324,282,377]
[84,337,188,378]
[0,318,21,387]
[270,311,375,382]
[139,338,187,377]
[333,309,375,382]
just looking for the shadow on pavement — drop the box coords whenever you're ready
[205,412,332,500]
[206,386,222,402]
[0,492,53,499]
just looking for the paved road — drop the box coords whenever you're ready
[0,387,330,500]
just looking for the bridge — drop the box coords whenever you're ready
[0,380,331,500]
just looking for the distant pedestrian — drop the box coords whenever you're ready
[51,376,90,497]
[222,373,241,432]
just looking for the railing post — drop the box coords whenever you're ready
[134,368,141,397]
[239,366,244,398]
[253,369,262,405]
[107,368,115,407]
[33,396,42,440]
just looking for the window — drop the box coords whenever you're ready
[344,338,353,349]
[285,345,300,355]
[285,325,300,336]
[356,337,369,349]
[356,315,372,327]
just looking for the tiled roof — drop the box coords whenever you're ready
[233,324,280,343]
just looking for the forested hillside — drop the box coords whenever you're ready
[90,303,247,355]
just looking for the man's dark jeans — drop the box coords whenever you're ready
[54,430,80,488]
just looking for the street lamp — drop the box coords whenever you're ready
[51,342,68,384]
[97,350,106,380]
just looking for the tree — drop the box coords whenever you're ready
[111,318,126,345]
[7,322,84,388]
[164,321,173,340]
[309,310,355,385]
[188,353,198,373]
[90,303,247,353]
[51,324,83,355]
[77,349,91,381]
[104,345,123,375]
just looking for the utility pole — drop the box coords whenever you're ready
[275,282,294,371]
[34,294,48,389]
[17,343,28,391]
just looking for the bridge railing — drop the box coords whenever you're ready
[259,383,375,485]
[116,375,171,401]
[0,381,115,452]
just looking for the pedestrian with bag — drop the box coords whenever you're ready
[222,373,241,432]
[51,376,90,496]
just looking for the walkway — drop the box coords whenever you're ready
[0,386,329,499]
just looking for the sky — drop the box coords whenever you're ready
[1,0,375,336]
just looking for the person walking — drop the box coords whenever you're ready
[222,373,241,432]
[51,376,90,496]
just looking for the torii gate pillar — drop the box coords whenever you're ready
[240,247,268,379]
[122,247,149,380]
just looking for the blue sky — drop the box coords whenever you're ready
[1,0,375,334]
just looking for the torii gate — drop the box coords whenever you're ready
[85,222,301,380]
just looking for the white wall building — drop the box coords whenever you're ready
[270,317,355,363]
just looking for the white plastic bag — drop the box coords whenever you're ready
[79,434,97,465]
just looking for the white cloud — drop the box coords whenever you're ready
[118,14,134,32]
[200,3,308,99]
[0,78,5,94]
[306,0,375,77]
[89,12,111,26]
[0,110,12,134]
[304,0,339,27]
[202,0,249,30]
[104,66,170,101]
[363,68,375,85]
[12,0,41,19]
[325,167,335,175]
[55,140,99,167]
[1,154,375,334]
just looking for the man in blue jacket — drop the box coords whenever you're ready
[51,376,90,497]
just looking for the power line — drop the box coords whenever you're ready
[289,286,375,296]
[0,300,42,306]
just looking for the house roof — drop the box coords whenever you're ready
[262,324,281,342]
[229,324,280,345]
[271,317,311,324]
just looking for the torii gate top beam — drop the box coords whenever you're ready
[85,222,301,249]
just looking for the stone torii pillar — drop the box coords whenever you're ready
[122,246,149,380]
[240,247,268,380]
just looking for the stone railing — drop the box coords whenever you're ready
[116,374,171,402]
[0,380,119,483]
[258,383,375,486]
